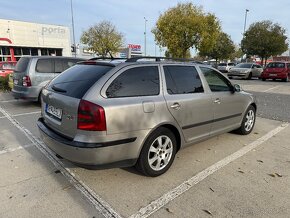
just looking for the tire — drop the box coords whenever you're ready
[135,127,177,177]
[235,105,256,135]
[247,72,252,80]
[282,77,289,82]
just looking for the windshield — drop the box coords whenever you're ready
[267,62,285,68]
[47,64,113,99]
[235,63,253,68]
[218,63,227,66]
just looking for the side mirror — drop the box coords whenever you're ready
[233,84,241,92]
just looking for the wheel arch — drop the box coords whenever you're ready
[138,123,183,159]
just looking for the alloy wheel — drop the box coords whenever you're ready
[148,135,173,171]
[245,109,255,132]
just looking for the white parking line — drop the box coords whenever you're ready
[0,143,34,155]
[0,111,41,119]
[263,85,281,93]
[129,123,289,218]
[0,99,19,103]
[0,106,122,218]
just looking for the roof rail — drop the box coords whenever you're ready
[125,56,205,64]
[89,57,128,61]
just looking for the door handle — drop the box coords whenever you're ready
[214,98,221,104]
[170,103,181,110]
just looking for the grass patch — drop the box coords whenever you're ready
[0,75,10,91]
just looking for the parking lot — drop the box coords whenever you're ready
[1,79,290,218]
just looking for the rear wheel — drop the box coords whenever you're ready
[135,128,177,177]
[235,105,256,135]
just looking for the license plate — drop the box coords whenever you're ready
[269,74,277,76]
[13,79,18,85]
[46,104,62,120]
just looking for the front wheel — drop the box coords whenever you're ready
[135,128,177,177]
[247,72,252,80]
[235,105,256,135]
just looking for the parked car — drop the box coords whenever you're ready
[0,61,17,78]
[37,58,257,177]
[260,62,290,82]
[12,56,85,102]
[217,62,235,73]
[228,63,263,79]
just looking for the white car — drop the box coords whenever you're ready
[228,63,263,80]
[217,62,235,73]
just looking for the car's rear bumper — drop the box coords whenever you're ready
[260,73,288,79]
[12,86,41,101]
[37,118,139,168]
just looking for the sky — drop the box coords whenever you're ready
[1,0,290,56]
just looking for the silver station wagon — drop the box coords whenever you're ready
[37,57,257,177]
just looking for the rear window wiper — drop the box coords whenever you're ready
[52,85,66,93]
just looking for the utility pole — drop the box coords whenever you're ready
[70,0,76,57]
[144,17,148,56]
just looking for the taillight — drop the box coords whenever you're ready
[77,100,106,131]
[23,76,31,87]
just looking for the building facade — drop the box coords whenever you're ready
[0,19,71,61]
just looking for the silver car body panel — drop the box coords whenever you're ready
[38,62,256,167]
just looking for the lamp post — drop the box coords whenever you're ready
[144,17,148,56]
[242,9,249,62]
[70,0,76,57]
[243,9,249,36]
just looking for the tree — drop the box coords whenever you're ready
[199,32,235,63]
[152,3,220,58]
[80,21,124,57]
[241,20,288,66]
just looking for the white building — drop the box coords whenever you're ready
[0,19,71,61]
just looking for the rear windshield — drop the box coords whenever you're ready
[218,63,227,66]
[235,63,252,68]
[267,62,285,68]
[14,57,30,72]
[47,64,113,99]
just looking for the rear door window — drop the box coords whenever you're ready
[48,64,113,99]
[54,59,81,74]
[106,66,160,98]
[164,65,204,94]
[54,59,64,73]
[36,59,54,73]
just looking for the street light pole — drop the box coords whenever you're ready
[243,9,249,36]
[144,17,148,56]
[242,9,249,62]
[70,0,76,57]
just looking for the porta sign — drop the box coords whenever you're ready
[128,44,141,51]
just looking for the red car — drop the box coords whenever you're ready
[0,61,17,78]
[260,62,290,82]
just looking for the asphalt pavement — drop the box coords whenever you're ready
[0,79,290,218]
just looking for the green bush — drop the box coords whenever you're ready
[0,75,10,91]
